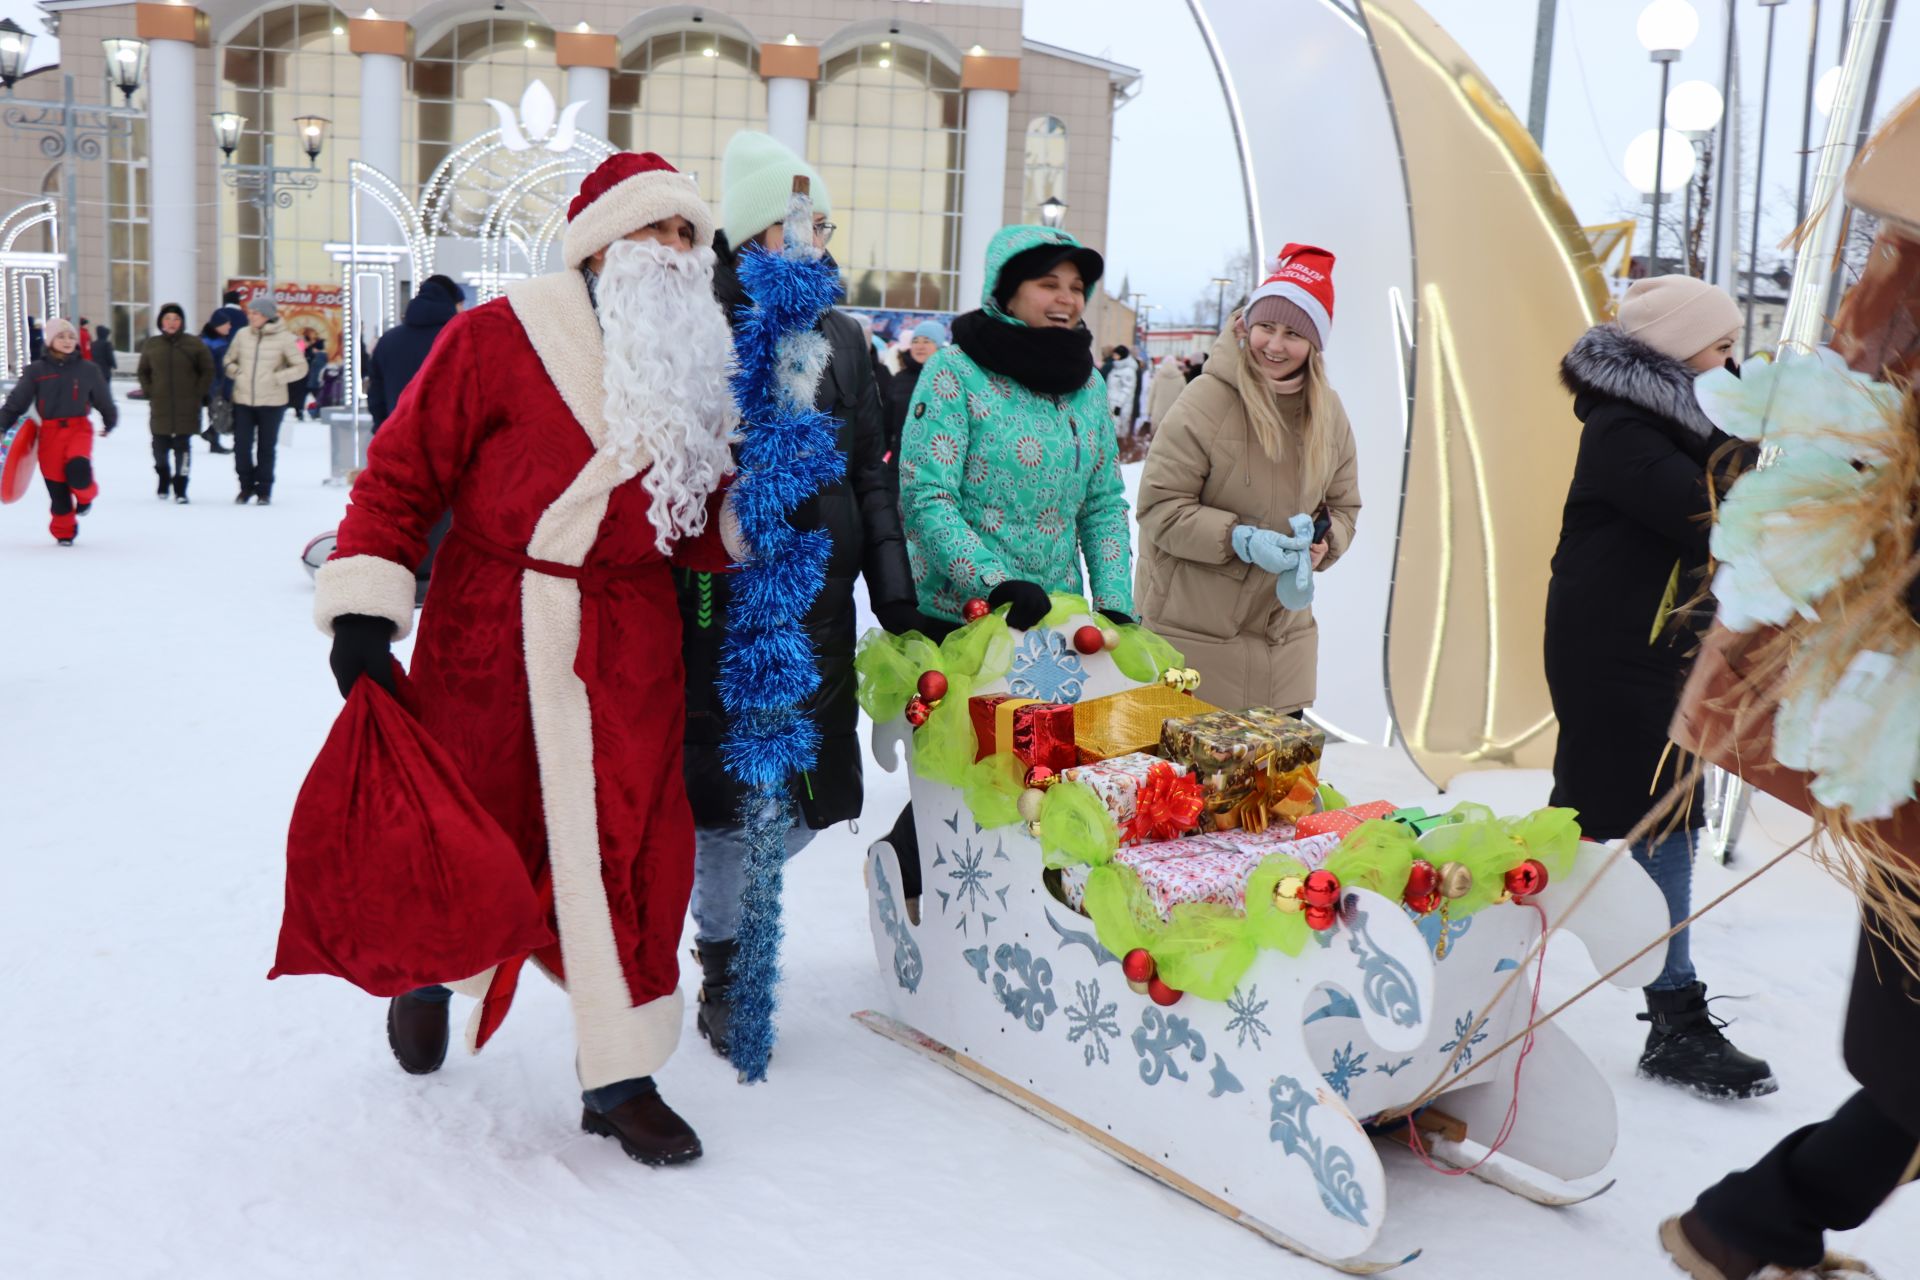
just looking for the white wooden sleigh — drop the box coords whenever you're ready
[858,614,1667,1272]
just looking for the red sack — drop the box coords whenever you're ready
[270,669,554,995]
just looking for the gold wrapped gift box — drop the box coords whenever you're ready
[1071,685,1221,764]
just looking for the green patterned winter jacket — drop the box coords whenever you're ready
[900,225,1134,623]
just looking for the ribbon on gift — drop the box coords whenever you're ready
[1124,761,1208,844]
[1216,758,1319,833]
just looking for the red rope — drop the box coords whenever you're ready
[1403,902,1550,1176]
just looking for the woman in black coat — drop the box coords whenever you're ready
[1544,275,1772,1101]
[675,224,938,1055]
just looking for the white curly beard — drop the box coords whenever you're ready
[597,237,739,554]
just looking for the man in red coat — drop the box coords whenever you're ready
[313,153,745,1166]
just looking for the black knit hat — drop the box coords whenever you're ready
[157,302,185,327]
[421,274,465,305]
[991,242,1105,312]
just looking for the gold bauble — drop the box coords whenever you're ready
[1127,977,1152,997]
[1438,861,1474,900]
[1274,876,1306,912]
[1025,820,1044,839]
[1016,788,1046,824]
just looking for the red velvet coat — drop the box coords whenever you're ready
[313,269,732,1088]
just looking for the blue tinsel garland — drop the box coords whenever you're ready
[718,235,846,1082]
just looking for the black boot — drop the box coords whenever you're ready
[385,990,450,1075]
[581,1080,702,1166]
[157,474,170,497]
[694,938,738,1059]
[1638,982,1778,1100]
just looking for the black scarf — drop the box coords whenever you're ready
[950,309,1094,396]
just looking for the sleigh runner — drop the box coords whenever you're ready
[855,602,1666,1271]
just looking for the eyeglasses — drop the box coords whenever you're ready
[814,220,837,244]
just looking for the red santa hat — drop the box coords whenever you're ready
[562,151,716,269]
[1246,244,1336,351]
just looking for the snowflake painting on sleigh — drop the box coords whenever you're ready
[1009,628,1088,703]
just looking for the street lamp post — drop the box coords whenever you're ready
[1746,0,1789,355]
[213,112,330,297]
[1794,0,1824,228]
[1038,196,1067,230]
[1667,80,1725,276]
[0,23,148,316]
[1210,275,1232,332]
[1637,1,1700,275]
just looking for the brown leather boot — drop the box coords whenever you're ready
[581,1087,703,1167]
[385,991,449,1075]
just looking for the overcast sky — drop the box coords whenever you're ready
[1025,0,1919,321]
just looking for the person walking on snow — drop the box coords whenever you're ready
[677,131,931,1059]
[224,297,307,505]
[1135,245,1360,717]
[366,275,464,430]
[1546,275,1775,1101]
[199,304,244,454]
[136,303,215,504]
[1105,342,1138,437]
[312,151,746,1167]
[0,317,116,545]
[1143,353,1186,431]
[90,324,116,382]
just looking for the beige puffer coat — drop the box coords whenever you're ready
[224,319,306,407]
[1134,329,1361,715]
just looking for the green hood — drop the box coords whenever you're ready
[979,224,1102,324]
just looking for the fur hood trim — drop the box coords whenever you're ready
[1560,324,1716,438]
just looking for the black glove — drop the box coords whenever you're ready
[987,579,1052,630]
[330,614,398,699]
[875,601,957,642]
[1097,608,1134,628]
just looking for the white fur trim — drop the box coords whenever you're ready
[562,170,715,269]
[312,554,417,641]
[507,272,609,453]
[1247,279,1334,351]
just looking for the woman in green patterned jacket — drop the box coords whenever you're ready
[900,224,1134,630]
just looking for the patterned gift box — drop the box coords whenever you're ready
[1072,685,1222,764]
[968,694,1077,771]
[1061,752,1200,842]
[1208,828,1341,867]
[1056,830,1342,917]
[1159,707,1325,787]
[1295,800,1399,841]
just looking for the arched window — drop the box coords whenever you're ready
[1023,115,1068,226]
[410,17,560,192]
[218,5,357,289]
[609,30,764,205]
[812,43,963,311]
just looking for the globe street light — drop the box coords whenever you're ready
[1666,79,1725,132]
[1638,0,1699,275]
[1813,64,1843,115]
[0,18,33,91]
[213,112,330,295]
[1038,196,1067,230]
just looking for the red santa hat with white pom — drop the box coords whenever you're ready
[1246,244,1337,351]
[562,151,716,269]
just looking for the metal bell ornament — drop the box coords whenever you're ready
[1025,765,1056,790]
[1437,861,1474,900]
[1403,859,1439,915]
[1503,858,1549,900]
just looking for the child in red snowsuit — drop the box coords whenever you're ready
[1,317,117,544]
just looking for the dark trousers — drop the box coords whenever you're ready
[1696,1088,1919,1267]
[232,403,285,498]
[287,377,311,419]
[151,435,191,497]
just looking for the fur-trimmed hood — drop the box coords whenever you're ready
[1560,323,1716,438]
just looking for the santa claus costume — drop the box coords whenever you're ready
[310,153,744,1165]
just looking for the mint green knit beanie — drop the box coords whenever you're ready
[721,131,833,248]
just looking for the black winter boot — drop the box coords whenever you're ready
[1638,982,1778,1100]
[386,990,450,1075]
[694,938,738,1059]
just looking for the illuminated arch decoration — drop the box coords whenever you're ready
[0,198,61,382]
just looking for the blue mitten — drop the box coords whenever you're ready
[1231,524,1262,564]
[1274,512,1316,610]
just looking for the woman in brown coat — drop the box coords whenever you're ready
[1135,245,1360,715]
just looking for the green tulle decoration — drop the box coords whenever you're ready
[1040,592,1093,627]
[1318,781,1350,810]
[1325,820,1418,897]
[965,753,1029,830]
[1244,854,1314,956]
[1506,806,1580,880]
[852,629,942,723]
[1110,625,1184,684]
[1040,780,1119,869]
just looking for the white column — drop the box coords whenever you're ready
[766,77,810,157]
[566,65,610,142]
[358,52,405,248]
[958,87,1011,311]
[146,38,197,322]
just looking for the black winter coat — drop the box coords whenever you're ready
[678,240,918,830]
[0,350,117,434]
[882,353,925,463]
[367,289,459,427]
[1543,326,1752,841]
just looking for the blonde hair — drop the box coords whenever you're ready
[1233,309,1339,494]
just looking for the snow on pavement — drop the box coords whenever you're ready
[2,403,1911,1278]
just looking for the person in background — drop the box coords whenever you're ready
[1143,352,1187,432]
[1135,244,1360,716]
[223,297,306,505]
[677,130,931,1058]
[368,274,467,605]
[1105,342,1138,437]
[75,317,93,362]
[1546,275,1774,1102]
[27,316,43,361]
[304,336,329,416]
[882,319,946,463]
[136,303,215,504]
[90,324,116,382]
[286,327,316,421]
[0,317,116,545]
[199,304,246,455]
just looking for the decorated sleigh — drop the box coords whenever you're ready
[855,602,1666,1272]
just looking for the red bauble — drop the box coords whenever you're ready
[1025,765,1056,790]
[1073,624,1106,655]
[1147,976,1182,1006]
[1304,904,1338,931]
[916,670,949,703]
[962,598,990,622]
[1405,859,1437,899]
[1504,858,1549,899]
[1404,890,1440,916]
[1302,869,1342,910]
[904,696,930,728]
[1121,948,1156,984]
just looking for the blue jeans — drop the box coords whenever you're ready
[1632,828,1699,993]
[690,814,815,944]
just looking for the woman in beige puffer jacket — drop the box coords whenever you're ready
[1135,301,1360,715]
[222,299,307,503]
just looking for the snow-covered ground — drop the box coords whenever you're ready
[4,403,1912,1278]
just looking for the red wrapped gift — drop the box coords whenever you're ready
[1295,800,1399,841]
[969,694,1077,771]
